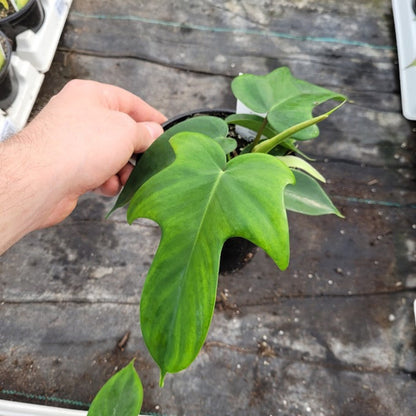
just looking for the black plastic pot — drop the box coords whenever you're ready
[0,0,44,48]
[161,108,235,127]
[161,108,258,274]
[0,31,18,110]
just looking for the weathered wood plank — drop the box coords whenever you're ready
[1,0,415,414]
[37,52,416,172]
[32,52,236,117]
[63,0,395,83]
[59,0,413,168]
[1,293,415,415]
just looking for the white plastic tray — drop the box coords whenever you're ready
[0,399,86,416]
[0,0,73,141]
[0,398,147,416]
[392,0,416,120]
[0,55,44,139]
[414,299,416,326]
[16,0,73,73]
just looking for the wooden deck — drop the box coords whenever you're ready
[1,0,416,415]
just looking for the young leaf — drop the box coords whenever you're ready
[128,132,294,383]
[275,155,325,182]
[252,113,329,153]
[15,0,29,9]
[225,114,312,157]
[213,136,237,154]
[0,44,5,71]
[108,116,229,214]
[285,170,343,217]
[0,0,9,10]
[406,58,416,69]
[87,361,143,416]
[231,67,346,140]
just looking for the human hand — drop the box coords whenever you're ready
[0,79,166,253]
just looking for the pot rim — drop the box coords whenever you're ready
[162,108,235,129]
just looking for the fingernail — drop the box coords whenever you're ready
[144,122,164,139]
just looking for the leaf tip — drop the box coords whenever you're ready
[106,200,124,218]
[335,209,345,219]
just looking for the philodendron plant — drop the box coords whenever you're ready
[109,66,347,386]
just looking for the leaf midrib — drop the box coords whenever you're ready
[165,166,225,364]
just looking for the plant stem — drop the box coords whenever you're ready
[252,99,346,154]
[252,116,268,147]
[252,113,327,154]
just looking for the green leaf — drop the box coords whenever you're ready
[213,136,237,154]
[0,45,5,71]
[252,112,329,153]
[87,361,143,416]
[276,155,325,182]
[128,132,294,383]
[225,113,278,138]
[406,58,416,69]
[285,170,343,217]
[225,114,309,157]
[15,0,29,9]
[231,67,346,140]
[108,116,229,214]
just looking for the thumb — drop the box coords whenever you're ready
[134,121,164,153]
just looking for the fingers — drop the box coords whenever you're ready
[93,162,133,196]
[58,80,167,124]
[94,175,122,197]
[99,82,167,124]
[132,121,164,154]
[48,80,166,198]
[118,163,134,185]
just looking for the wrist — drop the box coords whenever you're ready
[0,131,62,254]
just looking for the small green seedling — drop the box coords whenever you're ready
[15,0,29,8]
[8,0,29,11]
[87,361,143,416]
[406,58,416,69]
[0,42,6,71]
[0,0,9,10]
[110,66,347,386]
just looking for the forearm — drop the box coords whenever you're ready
[0,134,47,254]
[0,126,81,255]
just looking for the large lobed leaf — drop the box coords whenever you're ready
[127,132,294,384]
[109,116,230,214]
[231,66,346,140]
